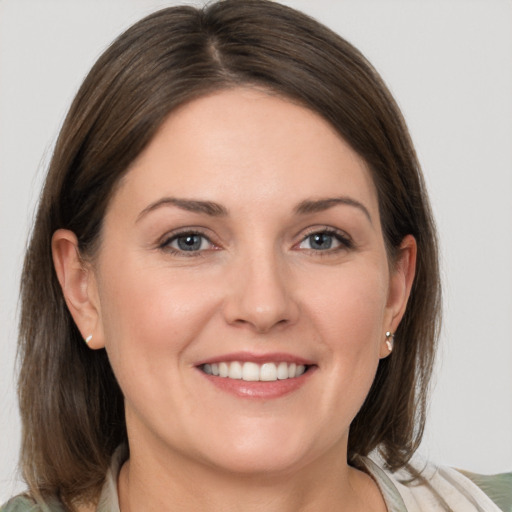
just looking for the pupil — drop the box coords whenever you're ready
[178,235,201,251]
[311,233,332,250]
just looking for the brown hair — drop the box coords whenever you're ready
[18,0,441,508]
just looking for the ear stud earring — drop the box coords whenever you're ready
[385,331,395,352]
[85,334,93,345]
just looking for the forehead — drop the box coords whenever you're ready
[113,87,379,218]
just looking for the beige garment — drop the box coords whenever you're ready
[360,454,508,512]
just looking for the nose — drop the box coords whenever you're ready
[223,252,300,333]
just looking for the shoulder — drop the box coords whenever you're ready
[391,461,511,512]
[1,495,66,512]
[457,469,512,512]
[1,446,127,512]
[364,453,511,511]
[1,496,38,512]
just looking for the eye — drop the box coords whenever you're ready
[298,229,352,252]
[160,231,214,254]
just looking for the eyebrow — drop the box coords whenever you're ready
[137,195,372,223]
[137,197,228,222]
[294,197,372,223]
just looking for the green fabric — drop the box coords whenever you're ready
[0,495,65,512]
[458,470,512,512]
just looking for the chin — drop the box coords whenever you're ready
[187,419,340,477]
[204,444,312,477]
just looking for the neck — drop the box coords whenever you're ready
[117,438,386,512]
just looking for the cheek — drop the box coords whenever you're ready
[96,257,219,372]
[304,262,388,411]
[308,261,389,344]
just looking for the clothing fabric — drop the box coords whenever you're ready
[359,455,511,512]
[2,447,511,511]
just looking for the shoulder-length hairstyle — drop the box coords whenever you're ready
[18,0,441,508]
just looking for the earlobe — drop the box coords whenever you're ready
[51,229,105,349]
[380,235,417,359]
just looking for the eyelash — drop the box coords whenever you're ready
[297,227,354,255]
[158,230,216,257]
[157,227,354,257]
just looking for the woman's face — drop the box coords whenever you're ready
[82,88,413,475]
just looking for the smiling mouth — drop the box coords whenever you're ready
[201,361,309,382]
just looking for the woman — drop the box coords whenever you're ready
[2,1,510,511]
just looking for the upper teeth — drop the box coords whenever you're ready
[202,361,307,381]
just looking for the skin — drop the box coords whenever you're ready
[53,88,416,512]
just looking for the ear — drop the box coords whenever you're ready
[380,234,417,358]
[51,229,105,349]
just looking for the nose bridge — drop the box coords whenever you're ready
[224,242,298,332]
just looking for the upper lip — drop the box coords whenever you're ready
[195,352,316,366]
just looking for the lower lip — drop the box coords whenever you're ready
[198,367,316,399]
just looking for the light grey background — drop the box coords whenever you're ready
[1,0,511,502]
